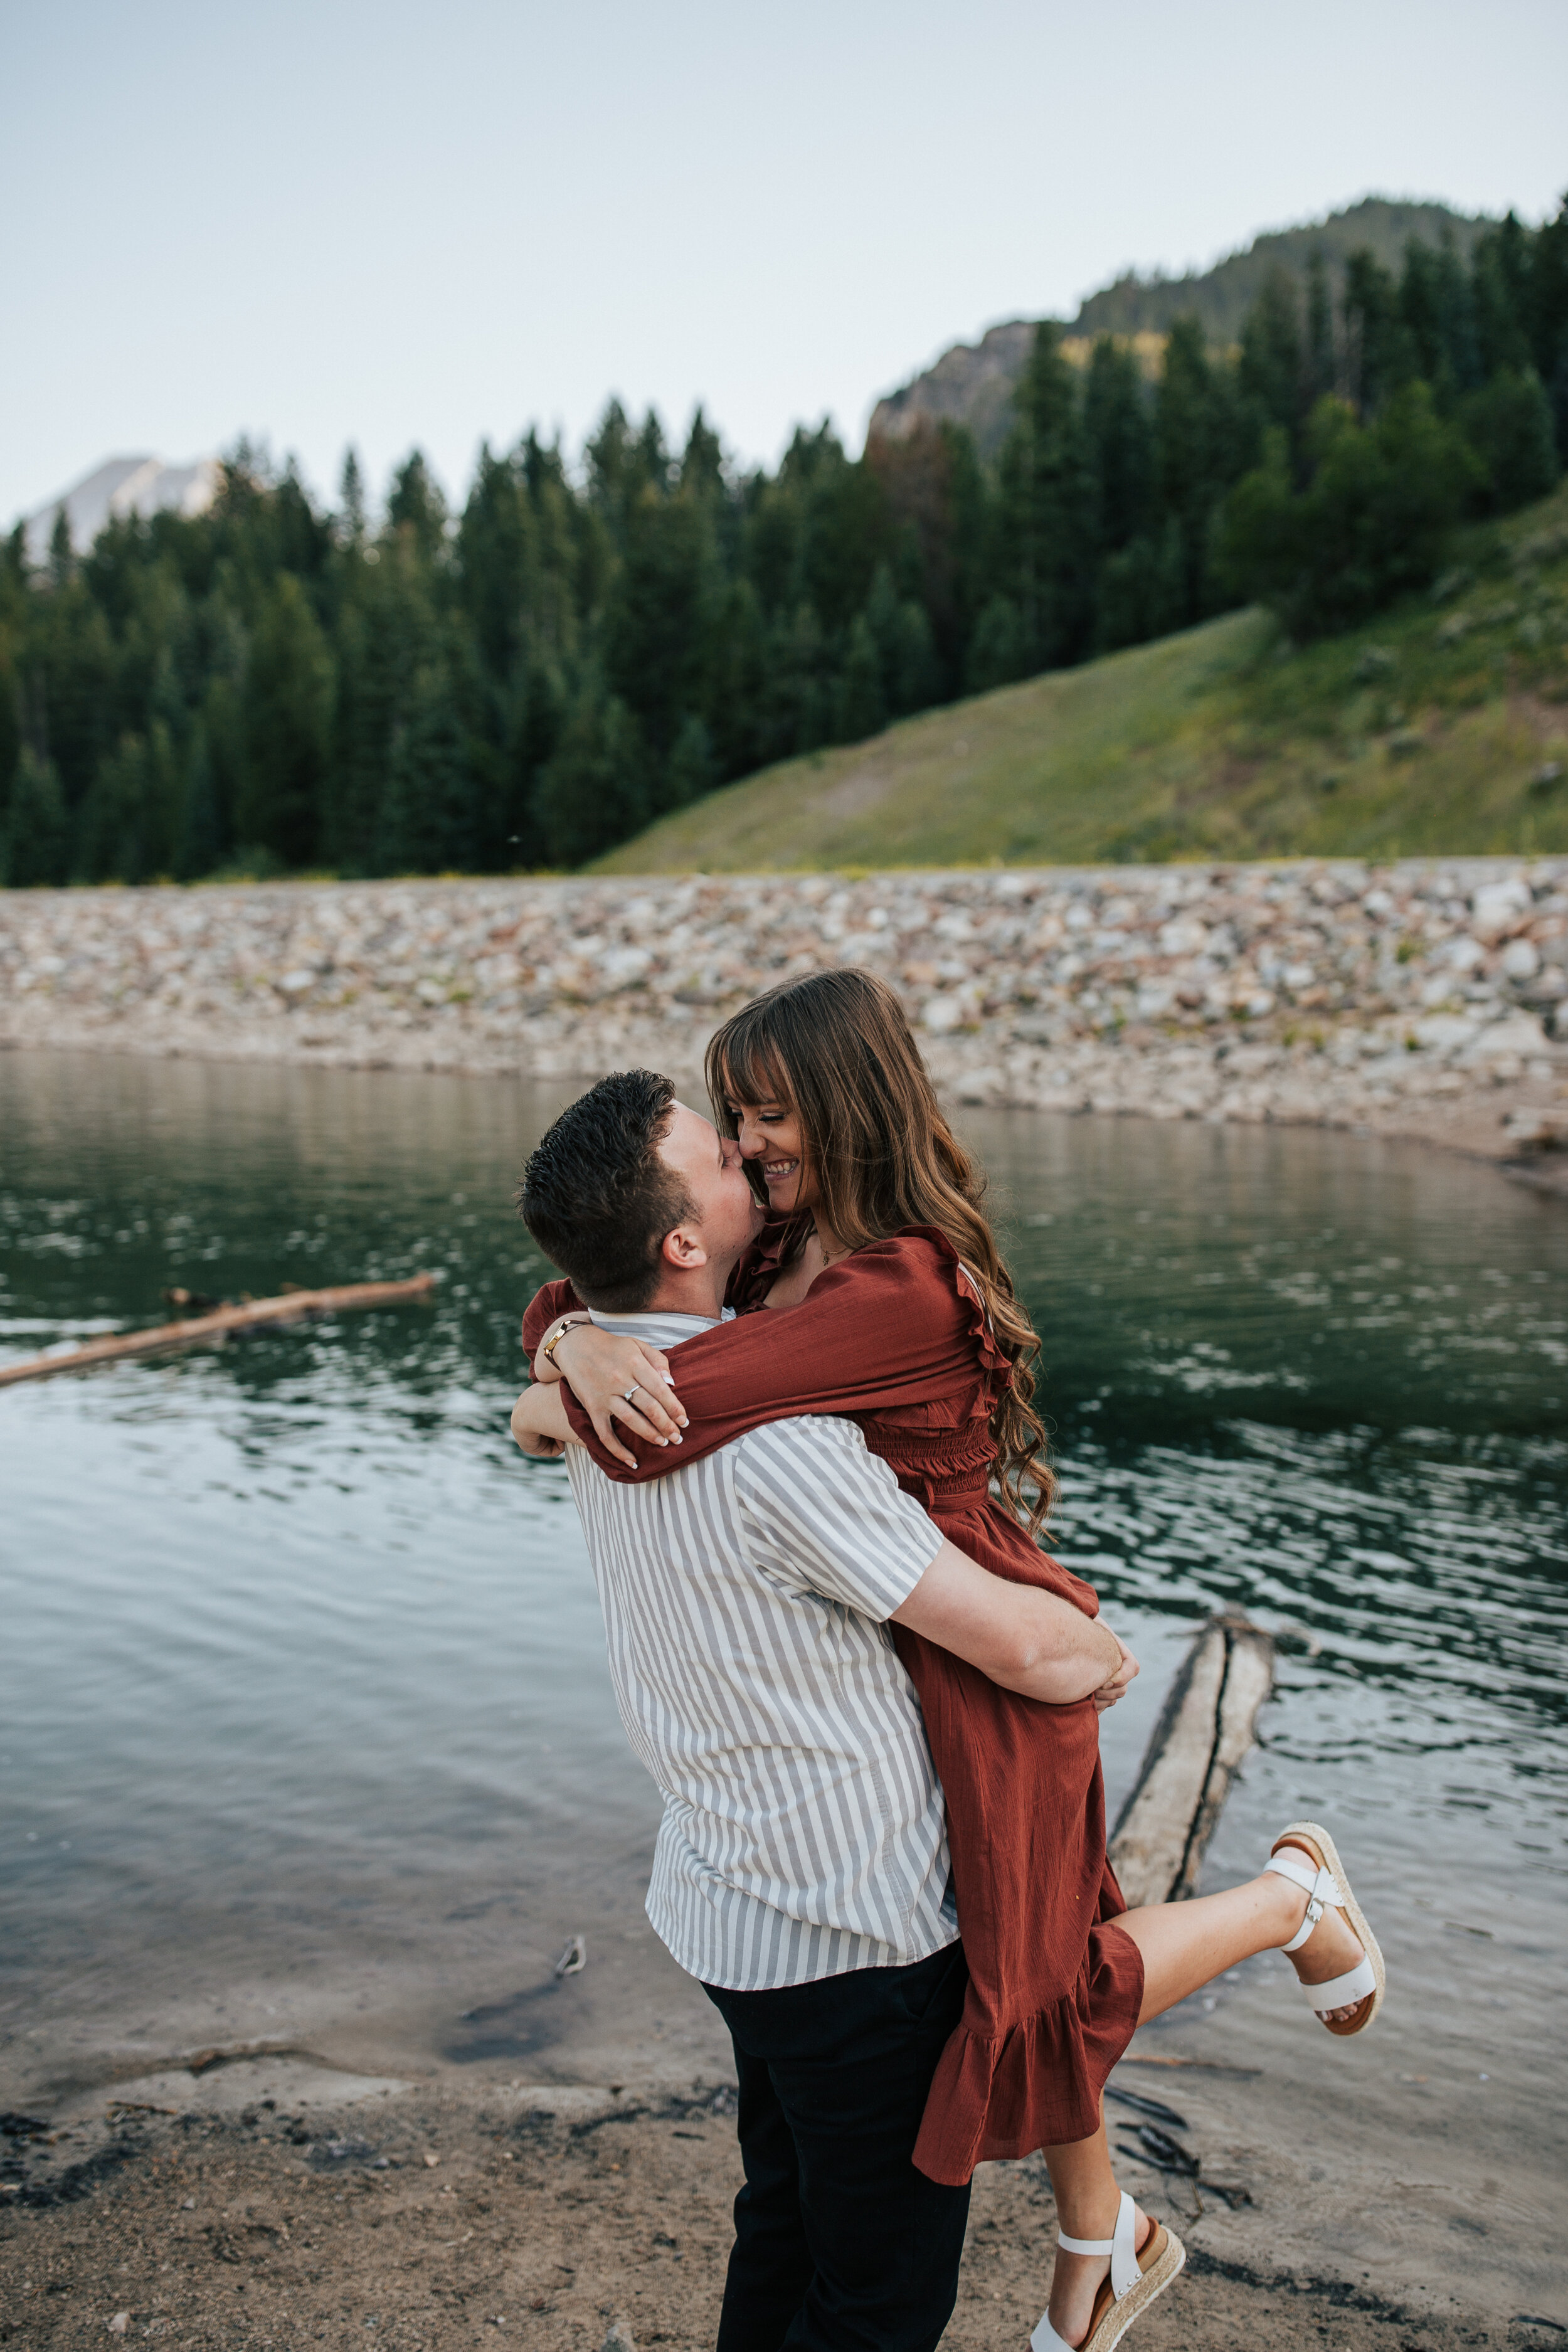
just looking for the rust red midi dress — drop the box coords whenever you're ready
[522,1225,1143,2183]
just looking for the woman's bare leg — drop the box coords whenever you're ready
[1039,2119,1153,2348]
[1034,1844,1363,2343]
[1117,1850,1369,2025]
[1035,1848,1371,2344]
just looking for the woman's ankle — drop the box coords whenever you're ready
[1052,2181,1125,2242]
[1256,1864,1309,1943]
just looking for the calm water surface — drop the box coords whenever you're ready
[1,1052,1564,2111]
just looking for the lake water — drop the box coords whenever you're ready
[2,1051,1565,2277]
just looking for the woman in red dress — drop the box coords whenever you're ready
[515,970,1384,2352]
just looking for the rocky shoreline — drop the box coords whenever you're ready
[3,860,1565,1176]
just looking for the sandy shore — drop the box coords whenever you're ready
[4,2055,1553,2352]
[3,862,1567,1190]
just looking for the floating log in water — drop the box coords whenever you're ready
[0,1275,439,1389]
[1108,1613,1276,1909]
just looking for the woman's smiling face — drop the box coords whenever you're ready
[728,1091,817,1216]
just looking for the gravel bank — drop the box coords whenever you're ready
[4,861,1566,1175]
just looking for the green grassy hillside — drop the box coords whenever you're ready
[595,486,1568,874]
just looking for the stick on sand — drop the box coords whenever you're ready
[0,1275,440,1389]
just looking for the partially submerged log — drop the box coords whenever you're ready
[1108,1614,1276,1908]
[0,1274,439,1389]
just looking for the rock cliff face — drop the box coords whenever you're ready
[3,862,1564,1170]
[866,197,1489,458]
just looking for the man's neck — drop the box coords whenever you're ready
[639,1253,739,1322]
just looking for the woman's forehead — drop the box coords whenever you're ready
[718,1045,790,1107]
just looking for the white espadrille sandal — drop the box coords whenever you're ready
[1029,2190,1185,2352]
[1266,1821,1385,2037]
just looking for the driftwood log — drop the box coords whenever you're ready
[0,1275,439,1389]
[1108,1614,1276,1908]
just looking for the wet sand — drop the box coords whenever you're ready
[4,2050,1558,2352]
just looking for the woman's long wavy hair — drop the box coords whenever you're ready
[706,967,1057,1532]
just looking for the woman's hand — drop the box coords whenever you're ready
[532,1321,688,1469]
[510,1384,578,1459]
[1091,1629,1139,1714]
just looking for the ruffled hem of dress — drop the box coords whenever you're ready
[911,1922,1144,2187]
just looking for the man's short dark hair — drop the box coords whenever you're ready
[517,1070,695,1311]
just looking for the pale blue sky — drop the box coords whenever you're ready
[4,0,1565,526]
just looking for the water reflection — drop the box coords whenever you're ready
[1,1054,1564,2094]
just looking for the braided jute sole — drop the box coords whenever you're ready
[1274,1818,1387,2037]
[1076,2219,1186,2352]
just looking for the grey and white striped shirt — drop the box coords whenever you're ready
[563,1306,957,1991]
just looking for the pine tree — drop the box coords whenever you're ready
[965,595,1027,693]
[386,452,448,564]
[531,675,649,866]
[761,603,830,761]
[49,508,73,591]
[338,448,367,547]
[373,652,477,874]
[665,712,718,808]
[3,747,70,886]
[1306,250,1336,406]
[234,573,334,865]
[1155,319,1239,622]
[1342,250,1416,416]
[834,613,887,743]
[604,486,717,765]
[176,724,223,879]
[1459,369,1561,509]
[76,733,156,882]
[1083,337,1155,554]
[1239,267,1306,444]
[680,408,726,501]
[1095,522,1184,655]
[997,323,1095,669]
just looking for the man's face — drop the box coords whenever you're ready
[658,1100,764,1270]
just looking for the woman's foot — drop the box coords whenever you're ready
[1045,2203,1154,2348]
[1269,1830,1376,2028]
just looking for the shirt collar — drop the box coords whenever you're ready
[586,1305,734,1344]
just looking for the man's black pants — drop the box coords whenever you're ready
[703,1940,971,2352]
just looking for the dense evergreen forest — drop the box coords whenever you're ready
[3,202,1565,886]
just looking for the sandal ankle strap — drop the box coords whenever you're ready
[1266,1847,1344,1953]
[1057,2190,1139,2299]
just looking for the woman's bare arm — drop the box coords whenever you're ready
[533,1322,688,1466]
[509,1384,581,1458]
[893,1540,1131,1707]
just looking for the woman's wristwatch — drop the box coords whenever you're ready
[540,1315,586,1370]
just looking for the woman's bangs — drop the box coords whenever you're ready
[712,1024,792,1120]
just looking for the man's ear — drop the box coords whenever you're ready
[660,1222,707,1271]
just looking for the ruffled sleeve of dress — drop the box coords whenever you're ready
[556,1227,1009,1483]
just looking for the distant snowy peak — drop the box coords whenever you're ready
[23,454,221,563]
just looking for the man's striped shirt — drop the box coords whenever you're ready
[562,1306,957,1991]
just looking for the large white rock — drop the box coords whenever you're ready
[1458,1012,1549,1062]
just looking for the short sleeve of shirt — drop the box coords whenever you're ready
[733,1417,943,1621]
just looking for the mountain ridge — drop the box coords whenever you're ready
[868,195,1494,457]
